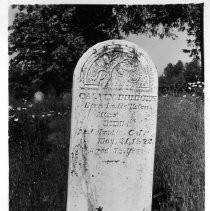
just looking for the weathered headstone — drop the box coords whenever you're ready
[66,40,158,211]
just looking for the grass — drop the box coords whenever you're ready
[9,98,71,211]
[9,94,204,211]
[153,96,204,211]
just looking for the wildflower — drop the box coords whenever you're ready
[9,105,13,110]
[47,114,52,117]
[188,87,191,90]
[198,85,202,88]
[9,115,15,119]
[183,95,186,98]
[197,81,201,84]
[14,118,19,122]
[188,82,192,85]
[42,115,45,118]
[32,115,35,118]
[28,104,33,107]
[192,94,196,97]
[58,112,61,115]
[22,107,27,110]
[17,107,21,111]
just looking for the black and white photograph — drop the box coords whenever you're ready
[3,1,207,211]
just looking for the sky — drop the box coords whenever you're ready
[126,32,192,76]
[8,6,193,76]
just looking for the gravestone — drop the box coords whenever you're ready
[66,40,158,211]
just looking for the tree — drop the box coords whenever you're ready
[159,60,185,87]
[9,4,204,98]
[9,5,122,98]
[184,59,202,83]
[159,59,202,88]
[115,4,204,80]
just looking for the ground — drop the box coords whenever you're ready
[9,93,204,211]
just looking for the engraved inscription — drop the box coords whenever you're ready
[79,92,157,101]
[67,40,158,211]
[75,88,157,158]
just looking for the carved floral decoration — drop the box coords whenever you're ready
[84,50,146,88]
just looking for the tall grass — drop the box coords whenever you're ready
[9,94,204,211]
[153,96,204,211]
[9,98,71,211]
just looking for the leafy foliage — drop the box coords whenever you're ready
[9,5,121,98]
[160,60,185,86]
[184,59,202,83]
[115,4,203,58]
[159,59,202,87]
[9,4,204,98]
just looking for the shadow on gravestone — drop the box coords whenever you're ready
[66,40,158,211]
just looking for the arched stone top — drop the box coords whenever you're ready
[74,40,158,93]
